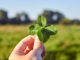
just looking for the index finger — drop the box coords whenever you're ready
[13,35,35,55]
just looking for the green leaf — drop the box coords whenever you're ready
[41,16,47,27]
[45,25,57,34]
[37,16,47,27]
[37,28,44,42]
[28,24,42,35]
[37,28,52,43]
[37,16,42,25]
[41,29,49,42]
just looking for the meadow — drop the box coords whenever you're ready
[0,25,80,60]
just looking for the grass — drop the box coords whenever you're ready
[0,25,80,60]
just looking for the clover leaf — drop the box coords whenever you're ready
[37,16,47,27]
[45,25,57,34]
[28,16,57,43]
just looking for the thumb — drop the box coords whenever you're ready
[33,35,43,55]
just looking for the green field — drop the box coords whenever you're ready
[0,25,80,60]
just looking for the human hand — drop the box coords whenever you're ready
[9,35,46,60]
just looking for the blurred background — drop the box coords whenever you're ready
[0,0,80,60]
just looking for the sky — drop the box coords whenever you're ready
[0,0,80,20]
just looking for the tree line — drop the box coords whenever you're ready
[0,9,80,25]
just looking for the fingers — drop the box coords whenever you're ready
[13,35,46,57]
[41,46,46,57]
[33,36,44,55]
[33,35,42,49]
[26,35,46,59]
[13,35,35,55]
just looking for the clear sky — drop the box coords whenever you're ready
[0,0,80,20]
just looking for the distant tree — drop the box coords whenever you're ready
[9,12,31,24]
[15,13,21,24]
[41,10,54,24]
[60,17,71,25]
[40,10,64,24]
[54,12,64,24]
[9,13,21,24]
[71,19,80,25]
[0,10,8,24]
[20,12,31,24]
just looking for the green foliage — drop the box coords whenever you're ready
[0,10,7,20]
[28,16,57,43]
[60,18,71,25]
[37,16,47,27]
[40,16,47,27]
[28,24,42,35]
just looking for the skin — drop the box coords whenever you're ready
[9,35,46,60]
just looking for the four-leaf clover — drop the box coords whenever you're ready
[28,16,57,43]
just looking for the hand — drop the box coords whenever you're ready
[9,35,46,60]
